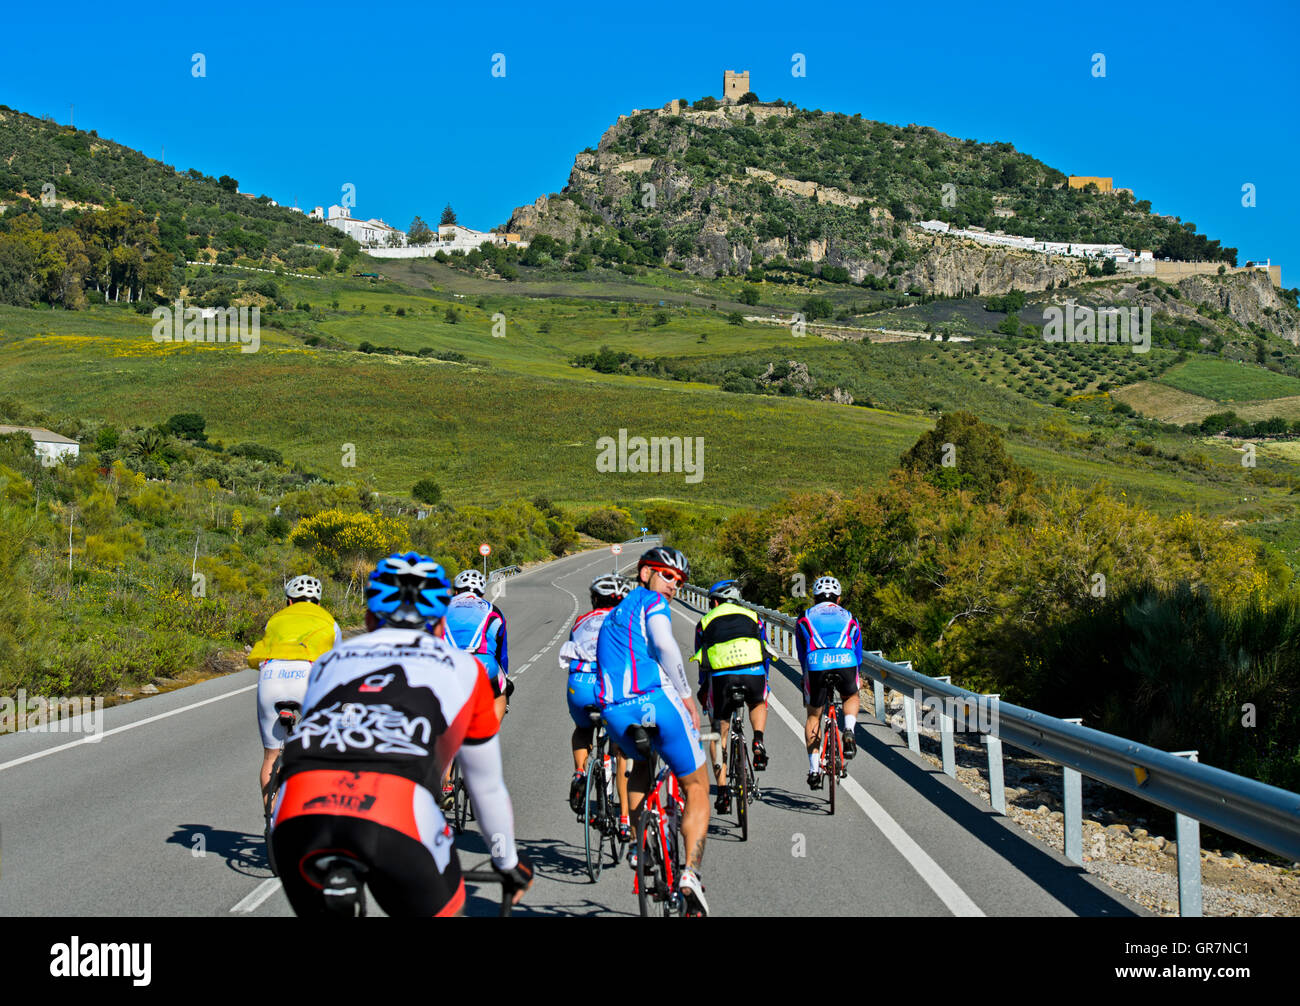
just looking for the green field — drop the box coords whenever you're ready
[1159,357,1300,402]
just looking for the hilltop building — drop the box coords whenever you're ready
[1068,176,1113,192]
[723,70,750,103]
[324,205,406,247]
[366,222,525,259]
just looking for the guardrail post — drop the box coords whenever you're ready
[899,661,919,753]
[1062,718,1084,865]
[982,705,1005,814]
[936,676,955,778]
[1171,750,1203,917]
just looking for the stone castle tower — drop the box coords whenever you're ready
[723,70,750,103]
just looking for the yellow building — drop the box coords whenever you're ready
[1068,176,1113,191]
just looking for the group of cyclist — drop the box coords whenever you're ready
[249,540,864,918]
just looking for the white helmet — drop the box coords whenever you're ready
[454,569,487,594]
[812,575,842,600]
[285,574,322,602]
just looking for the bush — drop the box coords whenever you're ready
[576,506,636,542]
[164,413,207,441]
[412,479,442,505]
[229,442,283,465]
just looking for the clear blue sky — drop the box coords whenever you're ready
[2,0,1296,284]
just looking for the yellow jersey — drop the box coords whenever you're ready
[247,602,341,666]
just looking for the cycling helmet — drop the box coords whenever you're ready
[366,552,453,628]
[285,574,322,603]
[590,574,623,607]
[637,545,689,582]
[812,575,842,600]
[615,576,634,598]
[708,579,742,602]
[453,568,487,595]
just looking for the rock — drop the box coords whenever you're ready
[1153,836,1167,850]
[1132,828,1149,839]
[1049,811,1064,822]
[1106,824,1131,835]
[140,683,159,695]
[1035,804,1051,815]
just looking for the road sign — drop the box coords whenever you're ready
[479,543,491,556]
[611,544,623,554]
[640,527,648,533]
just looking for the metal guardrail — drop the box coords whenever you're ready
[676,582,1300,916]
[486,564,521,582]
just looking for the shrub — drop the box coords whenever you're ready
[412,479,442,505]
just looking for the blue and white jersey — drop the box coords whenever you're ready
[443,591,508,673]
[595,586,690,703]
[795,601,863,673]
[557,607,612,675]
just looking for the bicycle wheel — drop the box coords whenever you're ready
[583,756,605,882]
[730,723,748,841]
[452,763,471,833]
[635,811,667,918]
[826,721,838,816]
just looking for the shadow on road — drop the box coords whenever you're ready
[167,823,269,877]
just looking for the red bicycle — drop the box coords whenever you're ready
[816,682,846,815]
[628,725,687,917]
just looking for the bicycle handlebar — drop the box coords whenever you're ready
[463,865,515,917]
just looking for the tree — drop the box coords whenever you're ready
[898,411,1032,502]
[163,413,207,441]
[738,91,759,105]
[738,286,760,306]
[440,204,458,227]
[317,252,334,273]
[217,175,239,194]
[408,216,433,245]
[692,96,720,111]
[412,479,442,505]
[444,306,459,324]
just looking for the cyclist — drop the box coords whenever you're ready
[443,568,510,722]
[795,575,863,791]
[559,574,632,842]
[270,552,533,916]
[596,546,710,917]
[691,579,771,815]
[248,575,341,803]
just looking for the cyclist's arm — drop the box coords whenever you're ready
[646,608,691,699]
[795,616,811,673]
[458,737,519,870]
[247,636,269,669]
[492,607,509,674]
[333,621,343,648]
[851,615,864,666]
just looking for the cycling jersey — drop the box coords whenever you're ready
[596,586,704,779]
[559,607,613,729]
[595,586,691,703]
[692,602,769,693]
[443,592,507,668]
[795,601,863,674]
[247,602,341,666]
[273,626,518,874]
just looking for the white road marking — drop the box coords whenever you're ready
[230,877,281,914]
[763,689,985,917]
[508,554,607,680]
[0,684,258,773]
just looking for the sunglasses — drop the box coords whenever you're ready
[648,566,684,585]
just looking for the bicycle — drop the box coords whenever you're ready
[723,685,760,841]
[448,758,473,834]
[580,708,622,882]
[628,725,719,918]
[263,699,301,877]
[628,724,686,918]
[814,681,847,815]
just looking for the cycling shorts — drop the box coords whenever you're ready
[566,671,601,730]
[601,687,705,780]
[272,769,463,917]
[256,659,312,749]
[706,673,768,722]
[803,665,861,709]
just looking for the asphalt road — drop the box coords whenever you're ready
[0,547,1143,917]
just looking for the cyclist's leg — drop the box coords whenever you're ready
[566,673,599,774]
[601,699,650,822]
[804,669,829,774]
[256,660,309,797]
[839,667,861,756]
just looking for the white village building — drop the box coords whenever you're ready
[0,425,79,466]
[324,206,407,248]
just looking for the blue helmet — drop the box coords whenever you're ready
[365,552,452,629]
[708,579,742,602]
